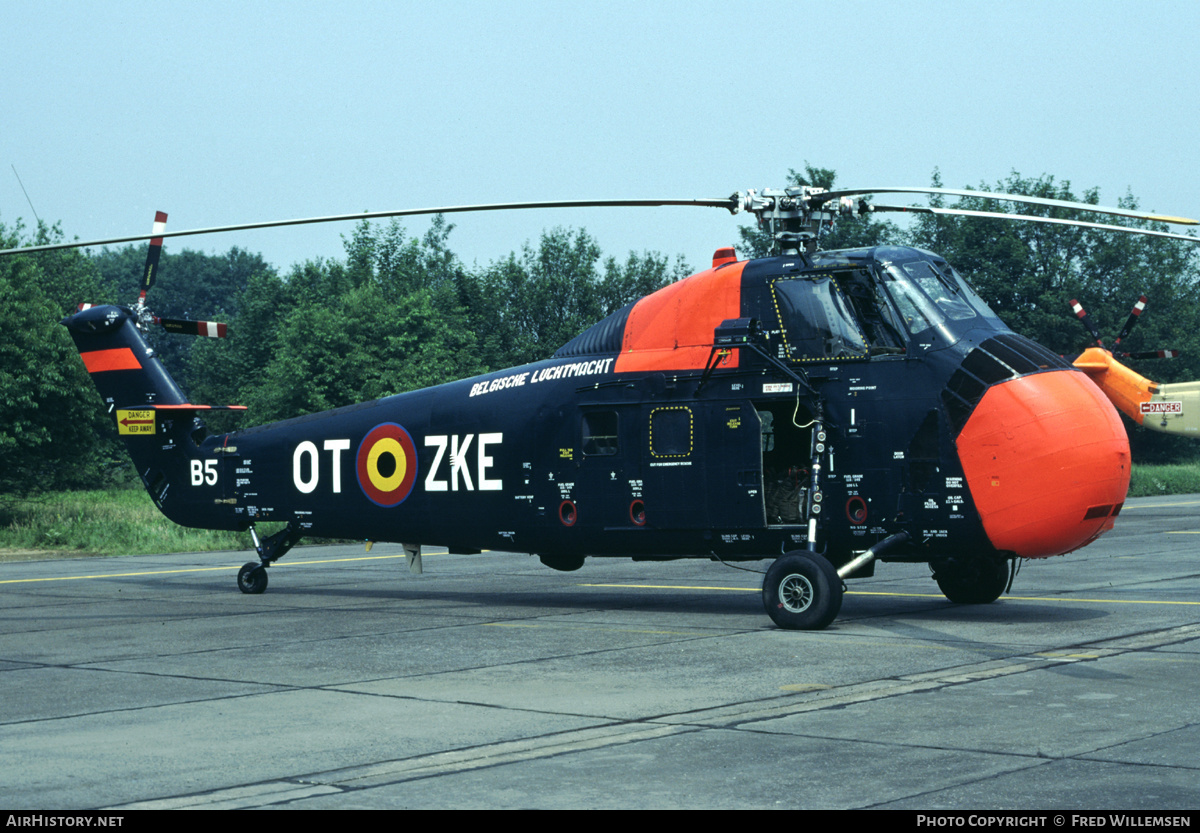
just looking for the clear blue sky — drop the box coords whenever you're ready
[4,0,1198,275]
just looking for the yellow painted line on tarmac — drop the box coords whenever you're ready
[579,583,758,592]
[1,564,243,584]
[1125,500,1200,509]
[848,590,1200,606]
[846,590,953,599]
[580,584,1200,607]
[485,623,692,635]
[0,552,445,586]
[7,566,1199,608]
[1002,595,1200,606]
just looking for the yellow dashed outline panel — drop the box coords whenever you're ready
[649,406,693,458]
[769,273,869,364]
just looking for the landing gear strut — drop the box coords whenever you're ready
[237,523,302,595]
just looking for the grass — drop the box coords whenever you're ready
[0,489,277,562]
[1128,461,1200,498]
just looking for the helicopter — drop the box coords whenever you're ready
[1067,295,1200,438]
[5,185,1199,630]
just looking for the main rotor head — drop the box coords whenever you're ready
[737,186,863,254]
[734,185,1200,255]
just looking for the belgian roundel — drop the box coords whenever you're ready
[356,423,418,507]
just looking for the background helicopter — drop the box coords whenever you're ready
[4,184,1199,630]
[1066,294,1200,438]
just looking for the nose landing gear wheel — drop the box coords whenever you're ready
[237,562,268,594]
[933,557,1009,604]
[763,550,843,630]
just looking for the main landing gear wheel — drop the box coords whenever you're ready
[237,562,268,594]
[933,557,1009,604]
[762,550,843,630]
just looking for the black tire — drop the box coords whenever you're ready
[934,557,1008,604]
[762,550,843,630]
[538,553,586,572]
[237,562,268,594]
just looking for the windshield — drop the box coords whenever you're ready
[881,265,946,336]
[937,262,1003,324]
[898,261,976,321]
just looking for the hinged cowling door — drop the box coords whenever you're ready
[704,402,765,529]
[641,404,702,529]
[640,402,764,531]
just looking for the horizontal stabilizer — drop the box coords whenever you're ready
[115,403,246,435]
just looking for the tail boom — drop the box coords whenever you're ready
[1073,347,1200,436]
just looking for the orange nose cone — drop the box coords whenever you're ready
[957,370,1130,559]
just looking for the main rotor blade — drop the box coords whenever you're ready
[870,204,1200,244]
[818,186,1198,226]
[0,197,739,256]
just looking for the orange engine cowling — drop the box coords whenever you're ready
[956,369,1130,559]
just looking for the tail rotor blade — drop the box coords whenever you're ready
[156,317,228,338]
[1114,295,1148,346]
[1069,299,1105,347]
[139,211,168,305]
[1119,349,1179,360]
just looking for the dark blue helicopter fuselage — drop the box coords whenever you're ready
[65,245,1130,573]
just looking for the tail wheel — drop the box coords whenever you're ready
[933,557,1009,604]
[762,550,843,630]
[237,562,268,594]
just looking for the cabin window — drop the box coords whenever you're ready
[582,411,619,456]
[771,275,869,361]
[649,407,693,458]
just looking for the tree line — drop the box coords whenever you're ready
[2,165,1198,494]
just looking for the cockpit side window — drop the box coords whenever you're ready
[770,274,869,362]
[840,269,906,353]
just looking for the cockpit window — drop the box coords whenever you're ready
[881,266,943,335]
[936,262,1003,323]
[839,269,906,352]
[771,275,869,362]
[899,261,977,321]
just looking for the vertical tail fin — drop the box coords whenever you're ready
[62,304,243,530]
[64,304,188,411]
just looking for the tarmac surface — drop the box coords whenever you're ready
[3,493,1200,810]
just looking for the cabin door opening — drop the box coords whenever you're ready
[758,402,814,527]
